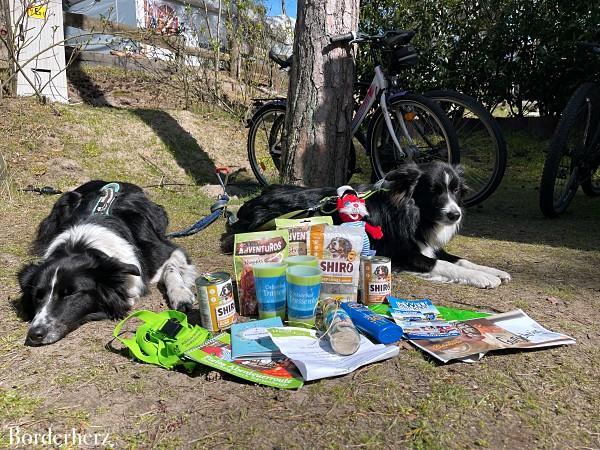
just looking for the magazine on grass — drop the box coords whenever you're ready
[185,332,303,389]
[231,317,283,360]
[387,297,461,339]
[409,309,576,363]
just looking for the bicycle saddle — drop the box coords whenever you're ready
[383,30,416,49]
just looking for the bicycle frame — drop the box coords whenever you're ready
[351,66,415,158]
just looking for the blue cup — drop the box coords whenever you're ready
[252,263,287,319]
[286,265,322,327]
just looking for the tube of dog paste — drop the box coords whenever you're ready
[340,302,403,344]
[315,298,361,356]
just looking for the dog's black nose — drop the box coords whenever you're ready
[26,326,48,346]
[446,211,461,222]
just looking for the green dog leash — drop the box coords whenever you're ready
[114,310,210,372]
[113,310,304,389]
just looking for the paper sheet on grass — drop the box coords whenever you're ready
[409,309,575,363]
[267,327,399,381]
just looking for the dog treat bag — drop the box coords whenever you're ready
[308,224,363,300]
[233,230,289,316]
[276,217,333,256]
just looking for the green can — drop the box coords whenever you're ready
[195,272,237,332]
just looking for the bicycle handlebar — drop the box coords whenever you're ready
[329,29,416,48]
[330,32,355,44]
[268,49,292,69]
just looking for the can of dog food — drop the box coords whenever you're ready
[362,256,392,305]
[358,255,374,301]
[196,272,237,332]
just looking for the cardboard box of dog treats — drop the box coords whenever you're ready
[275,217,333,256]
[233,230,289,316]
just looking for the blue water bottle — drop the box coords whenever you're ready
[340,302,403,344]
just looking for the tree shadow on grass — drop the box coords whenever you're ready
[462,184,600,252]
[67,66,217,185]
[67,61,111,106]
[130,109,217,185]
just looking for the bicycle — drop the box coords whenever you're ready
[247,30,459,186]
[539,42,600,218]
[247,31,507,207]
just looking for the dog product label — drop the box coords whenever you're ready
[234,231,289,316]
[196,272,237,332]
[362,256,392,305]
[308,224,363,300]
[276,217,333,256]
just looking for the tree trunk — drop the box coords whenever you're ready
[281,0,359,186]
[229,35,241,80]
[0,0,16,96]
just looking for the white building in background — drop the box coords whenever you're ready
[64,0,229,54]
[11,0,68,102]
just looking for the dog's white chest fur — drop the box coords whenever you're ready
[44,223,144,299]
[420,223,460,257]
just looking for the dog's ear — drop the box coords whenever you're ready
[87,249,141,288]
[382,164,422,207]
[33,191,83,256]
[453,164,471,199]
[17,263,40,320]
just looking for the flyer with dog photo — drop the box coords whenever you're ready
[409,309,575,363]
[388,297,461,339]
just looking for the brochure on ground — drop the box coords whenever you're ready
[266,327,399,381]
[231,317,283,360]
[185,333,303,389]
[387,296,461,339]
[408,309,576,363]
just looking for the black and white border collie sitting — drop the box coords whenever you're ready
[222,161,510,289]
[18,180,198,346]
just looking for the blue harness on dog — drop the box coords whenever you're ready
[90,183,121,216]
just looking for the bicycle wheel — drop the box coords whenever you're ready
[539,82,600,217]
[581,167,600,195]
[425,90,507,207]
[368,93,460,180]
[247,101,286,186]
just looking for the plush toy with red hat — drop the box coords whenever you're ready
[336,185,383,256]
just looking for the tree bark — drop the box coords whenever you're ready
[281,0,359,186]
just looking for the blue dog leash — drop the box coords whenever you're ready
[167,169,231,238]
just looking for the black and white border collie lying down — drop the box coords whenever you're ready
[18,180,198,346]
[223,161,510,289]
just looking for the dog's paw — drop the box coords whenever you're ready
[167,286,195,312]
[467,272,502,289]
[494,269,511,284]
[456,260,511,284]
[474,265,511,283]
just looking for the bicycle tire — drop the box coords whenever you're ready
[247,100,357,185]
[539,82,600,217]
[425,90,507,207]
[581,168,600,195]
[247,101,286,186]
[368,93,460,180]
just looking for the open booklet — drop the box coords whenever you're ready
[185,333,303,389]
[266,327,399,381]
[409,309,576,363]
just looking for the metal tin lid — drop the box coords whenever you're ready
[195,272,231,286]
[370,256,391,264]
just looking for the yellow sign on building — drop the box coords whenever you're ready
[27,3,48,19]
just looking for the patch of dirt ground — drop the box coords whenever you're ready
[0,97,599,449]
